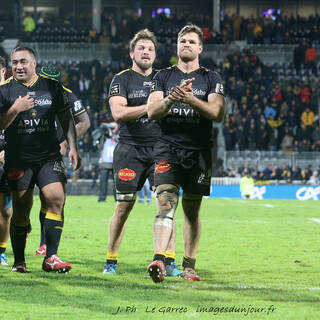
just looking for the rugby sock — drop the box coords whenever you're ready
[182,255,196,269]
[164,250,175,266]
[10,221,30,263]
[44,212,63,258]
[153,252,166,262]
[39,208,47,246]
[106,252,118,265]
[0,242,7,254]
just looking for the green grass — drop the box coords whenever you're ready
[1,197,320,319]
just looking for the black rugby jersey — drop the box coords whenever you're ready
[151,65,224,150]
[0,75,70,166]
[108,68,160,146]
[56,87,87,143]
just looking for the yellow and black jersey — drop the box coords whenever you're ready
[56,87,87,143]
[0,75,71,166]
[108,68,160,147]
[151,65,224,150]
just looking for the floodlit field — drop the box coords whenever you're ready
[1,196,320,319]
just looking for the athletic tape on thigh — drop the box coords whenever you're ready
[116,191,137,202]
[154,184,179,229]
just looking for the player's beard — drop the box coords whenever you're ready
[134,57,152,71]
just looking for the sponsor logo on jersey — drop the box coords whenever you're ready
[35,98,52,106]
[110,83,120,95]
[143,81,152,87]
[128,90,148,99]
[215,83,224,94]
[7,168,24,180]
[74,100,83,112]
[151,80,157,92]
[118,168,136,181]
[155,162,171,174]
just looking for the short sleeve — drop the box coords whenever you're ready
[208,71,225,96]
[108,74,128,99]
[56,82,71,113]
[150,70,165,93]
[68,92,86,117]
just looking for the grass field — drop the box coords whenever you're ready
[1,196,320,320]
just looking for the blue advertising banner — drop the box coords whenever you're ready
[209,185,320,200]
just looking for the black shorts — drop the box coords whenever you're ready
[0,165,10,194]
[113,143,154,192]
[6,158,67,191]
[153,142,212,196]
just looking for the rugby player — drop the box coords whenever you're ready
[147,25,225,282]
[103,29,182,276]
[0,47,81,273]
[0,56,12,266]
[35,64,90,256]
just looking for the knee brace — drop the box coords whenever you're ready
[154,184,179,229]
[182,192,202,202]
[116,191,137,203]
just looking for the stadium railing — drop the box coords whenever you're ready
[22,42,111,62]
[224,150,320,171]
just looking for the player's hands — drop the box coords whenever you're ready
[59,140,68,156]
[69,148,81,171]
[0,150,4,164]
[169,78,195,103]
[13,95,35,112]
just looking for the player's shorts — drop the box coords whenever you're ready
[153,142,212,196]
[113,143,155,192]
[5,158,67,191]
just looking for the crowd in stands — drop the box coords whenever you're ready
[221,47,320,153]
[18,9,320,46]
[217,162,319,185]
[9,9,320,180]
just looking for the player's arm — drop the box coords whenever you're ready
[57,109,81,170]
[0,95,34,130]
[109,95,147,122]
[183,92,225,122]
[147,91,174,120]
[74,111,90,138]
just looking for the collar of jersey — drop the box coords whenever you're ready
[14,75,39,88]
[176,65,200,74]
[131,68,153,77]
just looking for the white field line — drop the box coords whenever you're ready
[165,284,320,291]
[309,218,320,224]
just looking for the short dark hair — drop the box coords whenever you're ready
[129,29,157,52]
[0,56,6,69]
[11,46,36,59]
[178,24,203,45]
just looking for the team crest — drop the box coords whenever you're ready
[118,168,136,181]
[30,109,37,118]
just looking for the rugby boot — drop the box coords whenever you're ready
[147,260,165,283]
[42,255,72,273]
[35,244,47,255]
[11,262,27,273]
[181,267,201,281]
